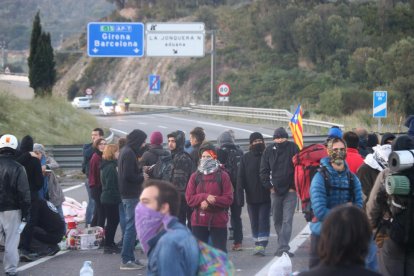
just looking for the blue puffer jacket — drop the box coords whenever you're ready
[147,218,199,276]
[310,157,363,236]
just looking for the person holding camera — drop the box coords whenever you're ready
[366,135,414,276]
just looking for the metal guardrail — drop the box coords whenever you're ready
[47,135,328,170]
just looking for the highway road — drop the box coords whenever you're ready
[7,111,313,275]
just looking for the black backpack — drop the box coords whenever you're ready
[218,146,242,188]
[151,153,173,181]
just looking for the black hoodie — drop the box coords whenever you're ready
[16,135,43,201]
[117,130,147,199]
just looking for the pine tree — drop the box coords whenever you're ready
[28,11,56,96]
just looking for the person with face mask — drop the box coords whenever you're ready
[185,142,233,253]
[238,132,270,256]
[135,180,199,276]
[309,137,363,268]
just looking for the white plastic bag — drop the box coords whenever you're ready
[268,252,292,276]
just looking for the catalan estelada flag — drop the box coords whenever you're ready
[289,104,303,150]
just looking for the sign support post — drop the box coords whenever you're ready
[210,30,216,106]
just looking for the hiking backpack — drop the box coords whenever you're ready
[292,144,328,220]
[197,240,235,275]
[151,154,174,181]
[218,146,242,188]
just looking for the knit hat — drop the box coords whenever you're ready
[327,126,343,139]
[380,132,396,145]
[150,131,163,145]
[20,135,34,153]
[249,132,264,144]
[217,130,235,147]
[273,127,288,139]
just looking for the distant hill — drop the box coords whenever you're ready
[0,0,115,50]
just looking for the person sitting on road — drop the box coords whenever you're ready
[298,205,381,276]
[20,199,65,261]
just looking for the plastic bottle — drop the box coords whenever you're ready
[80,261,93,276]
[66,221,78,249]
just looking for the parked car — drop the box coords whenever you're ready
[71,97,91,109]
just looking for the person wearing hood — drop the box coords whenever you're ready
[117,129,147,271]
[186,143,233,252]
[309,137,363,268]
[141,131,170,168]
[380,132,396,146]
[135,180,199,276]
[0,134,31,275]
[167,130,194,228]
[216,130,244,251]
[88,137,107,228]
[366,135,414,276]
[405,115,414,137]
[260,127,299,257]
[357,143,392,205]
[15,135,43,201]
[238,132,270,256]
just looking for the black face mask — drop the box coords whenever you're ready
[251,143,265,154]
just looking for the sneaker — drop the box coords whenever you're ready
[274,250,294,257]
[46,244,60,256]
[20,249,39,262]
[5,272,18,276]
[120,260,145,270]
[0,244,5,252]
[253,245,265,256]
[232,243,243,251]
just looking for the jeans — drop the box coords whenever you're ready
[247,202,271,247]
[121,198,138,264]
[178,196,192,229]
[85,180,95,225]
[230,201,243,244]
[271,191,297,253]
[90,186,105,228]
[118,202,126,238]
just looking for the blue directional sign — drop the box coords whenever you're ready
[149,75,161,94]
[87,22,144,57]
[373,91,387,118]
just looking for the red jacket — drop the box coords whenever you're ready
[186,168,233,228]
[88,152,102,188]
[346,148,364,174]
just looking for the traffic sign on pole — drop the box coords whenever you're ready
[149,75,161,94]
[216,82,231,97]
[87,22,144,57]
[146,22,205,57]
[373,91,387,118]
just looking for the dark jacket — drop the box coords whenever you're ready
[0,152,31,219]
[356,163,380,204]
[100,160,121,205]
[190,143,201,170]
[147,218,199,276]
[88,151,102,188]
[118,130,146,199]
[186,168,233,228]
[82,142,94,176]
[171,151,194,193]
[238,150,270,205]
[141,145,170,167]
[15,152,43,201]
[260,141,299,196]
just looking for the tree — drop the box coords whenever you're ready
[28,13,56,96]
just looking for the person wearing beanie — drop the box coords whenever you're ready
[309,137,363,268]
[327,126,343,140]
[260,127,299,257]
[343,131,364,174]
[167,130,195,228]
[141,131,170,170]
[186,142,233,253]
[239,132,270,256]
[15,135,43,202]
[0,134,31,275]
[118,129,147,270]
[380,132,396,145]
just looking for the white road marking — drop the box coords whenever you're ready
[255,224,311,276]
[158,125,168,129]
[62,183,85,193]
